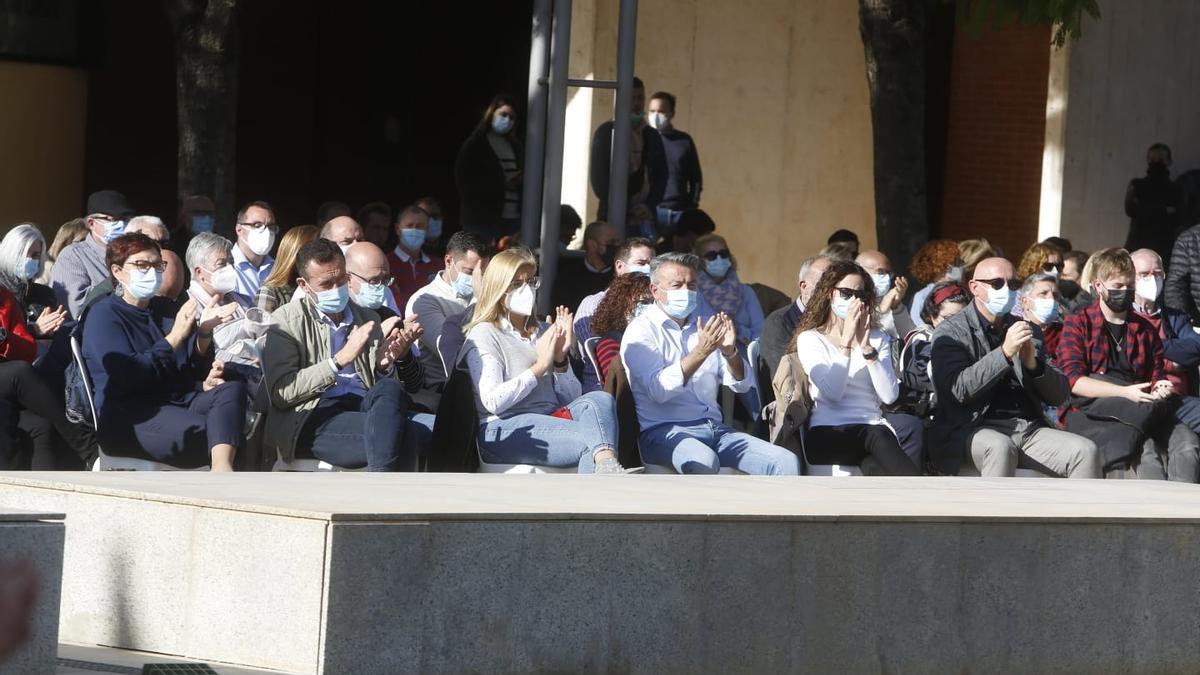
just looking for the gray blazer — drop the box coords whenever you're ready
[928,304,1070,474]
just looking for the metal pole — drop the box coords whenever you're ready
[537,0,572,316]
[520,0,552,248]
[606,0,638,235]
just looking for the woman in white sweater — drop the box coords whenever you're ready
[791,259,919,475]
[460,246,624,473]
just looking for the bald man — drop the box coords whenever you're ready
[345,241,401,317]
[929,256,1099,478]
[760,255,830,380]
[321,216,363,254]
[856,250,914,340]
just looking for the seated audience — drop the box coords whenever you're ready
[693,233,764,345]
[588,273,653,384]
[826,229,860,258]
[1059,249,1089,312]
[388,205,440,312]
[1017,242,1064,281]
[897,282,969,419]
[930,256,1099,477]
[818,242,856,261]
[53,189,135,317]
[791,260,919,475]
[553,221,619,312]
[38,218,87,285]
[82,233,245,471]
[231,201,278,303]
[1059,248,1195,477]
[1019,273,1062,359]
[263,239,421,471]
[761,256,831,380]
[171,195,216,258]
[958,238,998,281]
[316,201,351,229]
[256,225,319,312]
[82,216,185,309]
[408,231,487,391]
[0,225,66,340]
[356,202,393,251]
[346,242,398,318]
[574,237,655,343]
[461,247,626,473]
[1041,236,1072,254]
[415,196,446,254]
[855,249,914,339]
[908,239,963,330]
[322,215,363,253]
[185,233,261,375]
[621,252,799,474]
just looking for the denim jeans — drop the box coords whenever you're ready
[478,391,618,474]
[406,413,436,471]
[640,418,800,475]
[297,378,413,471]
[656,206,684,234]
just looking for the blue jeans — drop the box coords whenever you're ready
[640,419,800,475]
[406,413,436,469]
[297,378,413,471]
[656,206,684,234]
[478,391,618,473]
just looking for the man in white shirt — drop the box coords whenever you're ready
[407,231,486,391]
[231,201,277,305]
[621,252,800,474]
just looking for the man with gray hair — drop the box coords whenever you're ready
[53,189,135,317]
[620,252,800,474]
[186,233,260,375]
[760,255,830,380]
[1018,272,1063,360]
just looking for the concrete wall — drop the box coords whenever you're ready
[564,0,876,293]
[1056,0,1200,253]
[0,62,88,239]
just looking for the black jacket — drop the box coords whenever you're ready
[455,128,523,240]
[1125,170,1186,265]
[1166,224,1200,325]
[589,121,666,221]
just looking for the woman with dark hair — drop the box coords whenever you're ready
[82,233,246,471]
[588,273,653,384]
[455,93,524,244]
[895,282,970,420]
[790,259,919,475]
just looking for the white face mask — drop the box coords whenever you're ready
[246,227,275,257]
[648,112,668,130]
[1136,276,1163,303]
[208,265,237,295]
[505,284,536,316]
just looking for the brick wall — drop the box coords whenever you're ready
[939,22,1050,260]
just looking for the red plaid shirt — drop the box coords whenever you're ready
[1057,300,1165,389]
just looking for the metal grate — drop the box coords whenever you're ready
[56,658,141,674]
[57,658,219,674]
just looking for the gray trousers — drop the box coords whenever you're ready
[1137,421,1200,482]
[968,417,1101,479]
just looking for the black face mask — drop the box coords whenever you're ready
[1102,287,1133,313]
[1057,279,1081,300]
[1148,161,1170,179]
[600,243,618,268]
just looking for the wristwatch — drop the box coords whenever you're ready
[861,346,879,361]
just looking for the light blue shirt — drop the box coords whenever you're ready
[231,243,274,305]
[319,310,367,400]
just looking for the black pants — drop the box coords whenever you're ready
[0,360,92,470]
[805,424,920,476]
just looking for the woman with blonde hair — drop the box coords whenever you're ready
[461,246,624,473]
[256,225,319,312]
[958,238,998,281]
[1016,242,1064,281]
[38,218,88,285]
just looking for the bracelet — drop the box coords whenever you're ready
[553,358,569,368]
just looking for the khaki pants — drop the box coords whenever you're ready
[968,417,1101,478]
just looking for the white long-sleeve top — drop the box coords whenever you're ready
[795,328,897,428]
[462,318,581,421]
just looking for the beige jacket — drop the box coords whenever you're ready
[262,296,388,462]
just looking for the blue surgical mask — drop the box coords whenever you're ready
[427,217,443,240]
[311,284,350,315]
[871,273,892,297]
[452,270,474,299]
[627,264,651,276]
[400,228,426,251]
[663,288,697,320]
[125,268,162,300]
[191,214,214,234]
[705,258,732,279]
[985,286,1016,316]
[1030,297,1057,324]
[946,265,964,282]
[353,282,387,310]
[103,219,126,243]
[20,258,39,281]
[831,296,852,320]
[491,114,514,135]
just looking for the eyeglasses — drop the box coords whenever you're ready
[974,277,1021,291]
[350,271,393,287]
[1042,261,1064,273]
[834,287,870,301]
[124,260,167,273]
[701,249,731,261]
[238,221,277,231]
[509,277,541,292]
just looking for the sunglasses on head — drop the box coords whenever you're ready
[1042,261,1064,273]
[701,249,731,261]
[974,277,1021,291]
[834,287,870,301]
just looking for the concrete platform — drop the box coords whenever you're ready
[0,507,65,675]
[0,473,1198,674]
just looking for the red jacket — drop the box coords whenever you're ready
[0,287,36,364]
[1057,300,1165,388]
[388,248,441,314]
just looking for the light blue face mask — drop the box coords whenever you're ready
[831,295,852,320]
[312,284,350,315]
[705,258,732,279]
[1030,297,1057,324]
[20,258,39,281]
[191,214,214,234]
[353,282,387,310]
[427,218,443,241]
[491,114,514,135]
[103,219,126,243]
[872,273,892,297]
[400,228,426,251]
[663,288,698,320]
[125,268,162,301]
[627,264,651,276]
[984,286,1016,316]
[452,270,474,299]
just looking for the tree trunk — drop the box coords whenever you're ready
[859,0,929,274]
[164,0,240,237]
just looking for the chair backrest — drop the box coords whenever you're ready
[68,335,99,429]
[435,334,450,379]
[583,336,602,383]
